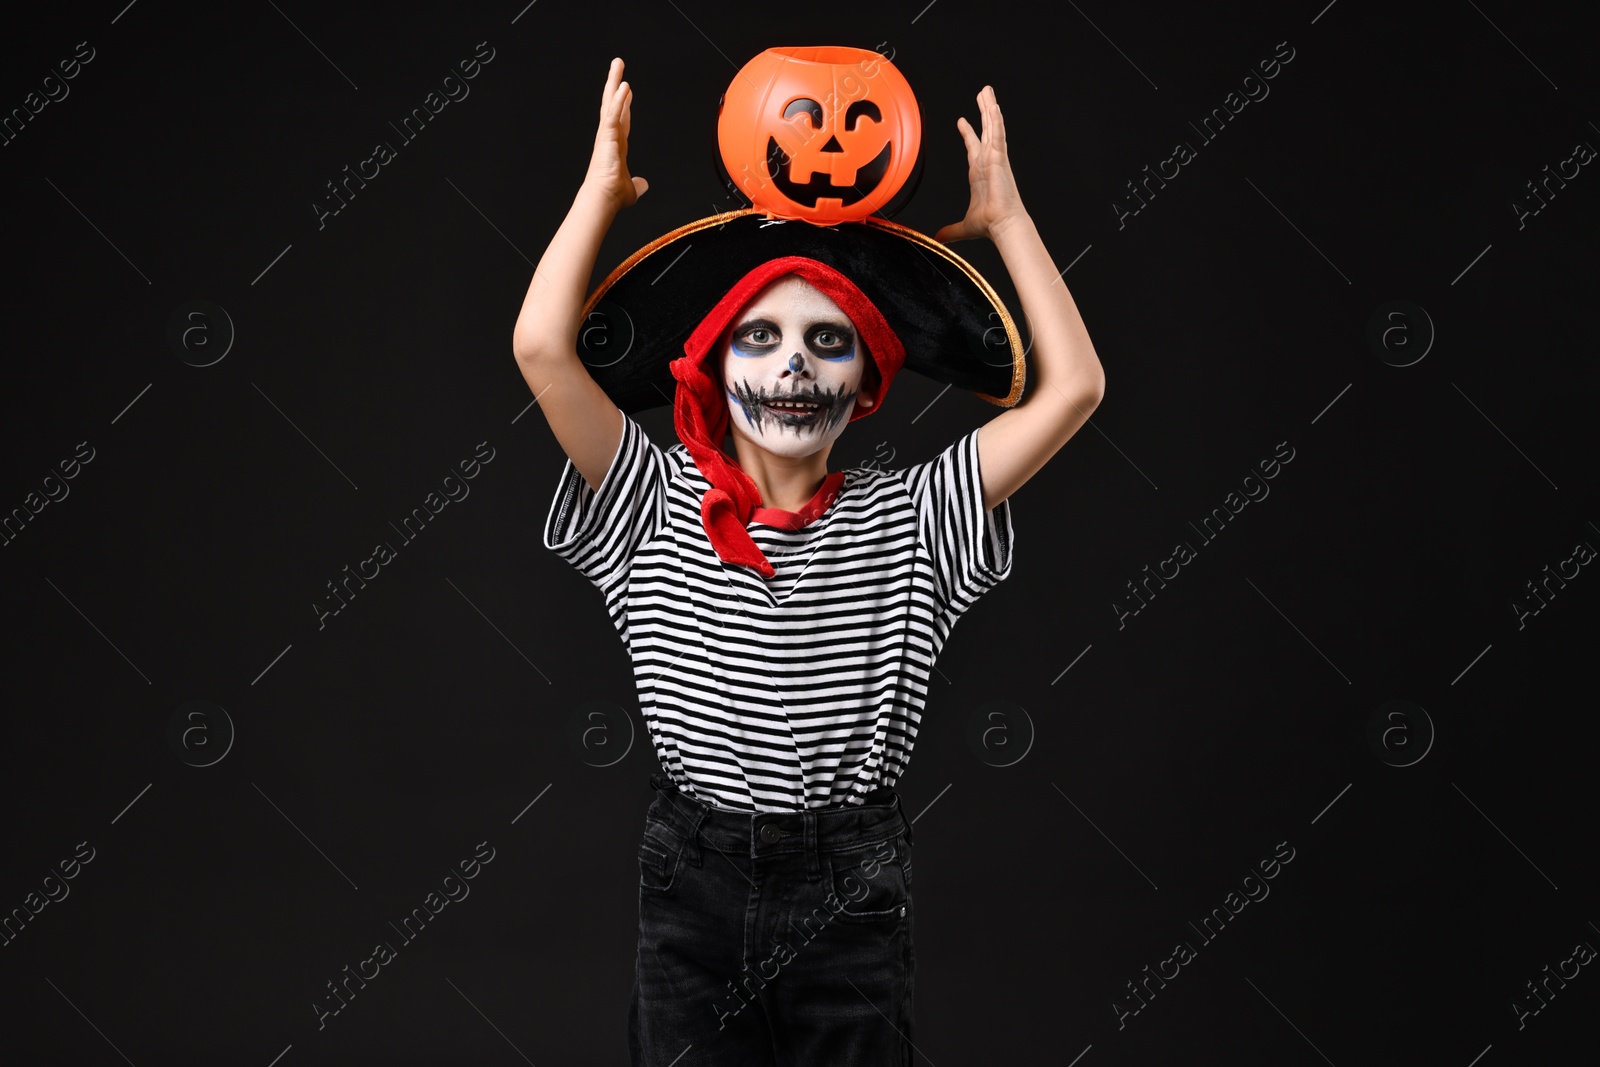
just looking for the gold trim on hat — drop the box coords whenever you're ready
[580,209,1027,409]
[861,215,1026,408]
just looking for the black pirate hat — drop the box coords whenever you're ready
[575,208,1026,415]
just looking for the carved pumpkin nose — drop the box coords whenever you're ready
[820,136,844,153]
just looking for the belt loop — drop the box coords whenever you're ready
[685,797,708,866]
[899,795,914,847]
[803,810,820,881]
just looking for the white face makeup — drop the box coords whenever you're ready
[720,275,871,459]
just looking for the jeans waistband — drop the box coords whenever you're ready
[646,772,913,876]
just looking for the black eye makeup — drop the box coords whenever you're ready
[806,324,855,358]
[729,317,856,360]
[731,319,781,356]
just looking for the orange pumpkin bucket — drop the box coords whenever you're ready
[717,46,923,224]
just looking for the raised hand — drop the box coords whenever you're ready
[584,57,648,211]
[934,86,1026,244]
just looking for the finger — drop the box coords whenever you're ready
[602,58,622,111]
[954,116,980,155]
[979,86,1000,145]
[632,176,649,197]
[933,221,969,244]
[987,87,1006,147]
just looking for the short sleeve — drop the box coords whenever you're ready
[542,412,669,596]
[898,428,1015,610]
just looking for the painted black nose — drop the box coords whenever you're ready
[820,136,844,153]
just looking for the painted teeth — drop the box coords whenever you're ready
[767,401,818,410]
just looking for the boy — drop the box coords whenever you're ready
[512,57,1103,1066]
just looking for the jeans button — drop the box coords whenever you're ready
[759,823,781,843]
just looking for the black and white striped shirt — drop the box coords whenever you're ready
[544,412,1014,812]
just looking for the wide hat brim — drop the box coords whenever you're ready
[576,209,1025,415]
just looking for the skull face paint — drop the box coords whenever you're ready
[720,274,868,459]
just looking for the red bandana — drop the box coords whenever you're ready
[668,256,906,578]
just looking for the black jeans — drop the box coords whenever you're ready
[628,773,917,1066]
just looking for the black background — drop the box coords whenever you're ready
[2,1,1596,1064]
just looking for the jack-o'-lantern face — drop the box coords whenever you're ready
[718,46,921,224]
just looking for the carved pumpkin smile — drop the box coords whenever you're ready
[766,136,893,207]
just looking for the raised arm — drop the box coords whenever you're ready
[512,58,649,492]
[935,86,1106,513]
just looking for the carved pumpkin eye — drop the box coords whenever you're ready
[844,100,881,130]
[783,97,824,127]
